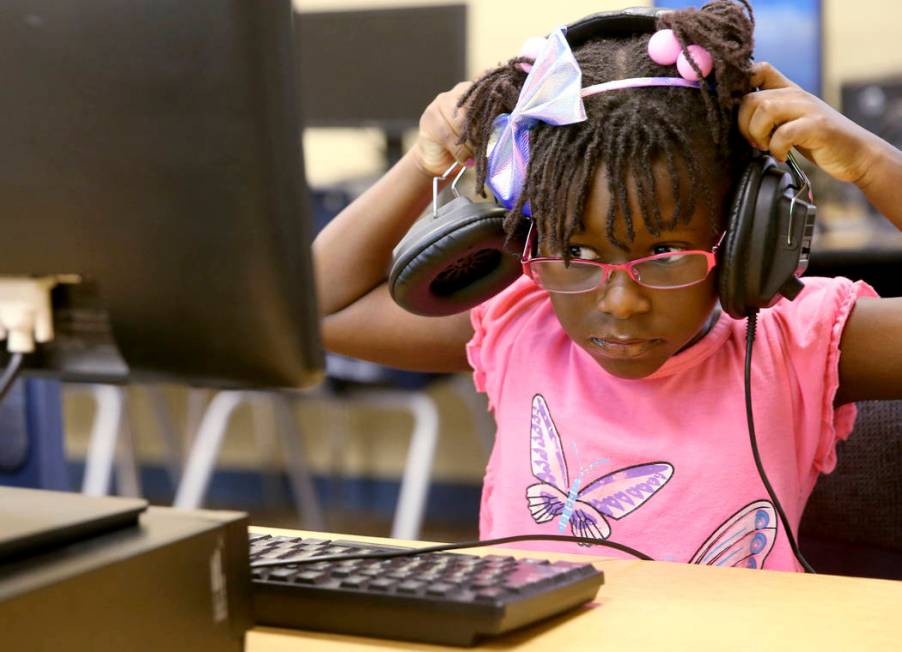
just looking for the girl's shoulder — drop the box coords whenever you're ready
[471,275,550,330]
[730,276,878,381]
[762,275,877,332]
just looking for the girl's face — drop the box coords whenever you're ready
[546,162,725,379]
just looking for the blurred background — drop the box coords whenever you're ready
[6,0,901,543]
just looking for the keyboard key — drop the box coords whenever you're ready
[299,538,330,546]
[475,587,507,601]
[358,567,385,578]
[470,579,498,589]
[444,572,473,583]
[425,582,455,596]
[396,580,425,593]
[294,571,327,585]
[268,568,297,582]
[340,576,368,589]
[368,578,395,591]
[320,546,352,555]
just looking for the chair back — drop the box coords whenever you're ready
[800,400,902,579]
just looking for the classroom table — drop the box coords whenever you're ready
[245,527,902,651]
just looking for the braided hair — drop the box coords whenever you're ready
[458,0,755,254]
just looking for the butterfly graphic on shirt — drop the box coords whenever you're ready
[525,394,674,544]
[524,394,779,569]
[689,499,777,569]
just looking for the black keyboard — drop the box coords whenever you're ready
[249,533,604,646]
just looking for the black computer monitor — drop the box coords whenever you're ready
[0,0,323,389]
[294,4,467,162]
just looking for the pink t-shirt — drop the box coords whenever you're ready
[466,275,877,572]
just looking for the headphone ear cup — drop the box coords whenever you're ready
[389,197,525,316]
[719,154,814,319]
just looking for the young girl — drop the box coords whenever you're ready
[313,1,902,571]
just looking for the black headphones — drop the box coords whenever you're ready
[389,8,816,320]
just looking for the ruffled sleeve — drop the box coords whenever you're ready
[467,301,490,396]
[768,276,878,474]
[816,278,878,472]
[466,276,550,412]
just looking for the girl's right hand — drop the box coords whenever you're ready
[412,81,474,178]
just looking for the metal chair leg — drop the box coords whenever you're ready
[173,391,246,509]
[82,384,126,496]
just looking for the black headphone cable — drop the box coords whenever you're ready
[745,310,816,573]
[251,533,652,568]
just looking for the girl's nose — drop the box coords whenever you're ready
[595,271,651,319]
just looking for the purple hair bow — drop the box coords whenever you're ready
[485,28,703,217]
[486,28,587,215]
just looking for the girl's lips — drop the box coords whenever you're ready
[589,336,662,359]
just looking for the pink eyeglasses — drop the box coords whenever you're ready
[520,222,724,293]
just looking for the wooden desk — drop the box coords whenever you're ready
[245,527,902,651]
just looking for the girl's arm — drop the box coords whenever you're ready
[312,82,477,372]
[738,63,902,402]
[853,140,902,228]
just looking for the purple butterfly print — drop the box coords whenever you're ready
[689,500,777,569]
[525,395,674,545]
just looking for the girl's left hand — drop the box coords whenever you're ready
[738,62,882,185]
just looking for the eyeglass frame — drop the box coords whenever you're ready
[519,221,726,293]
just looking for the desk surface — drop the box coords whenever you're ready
[245,527,902,651]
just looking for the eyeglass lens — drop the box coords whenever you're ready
[529,253,711,292]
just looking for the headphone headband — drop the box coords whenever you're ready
[564,7,664,47]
